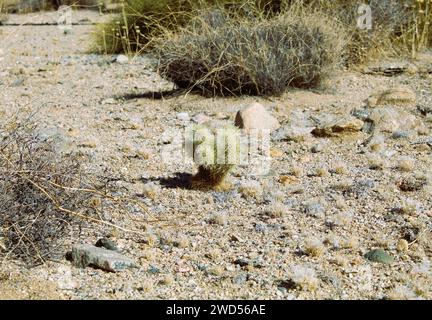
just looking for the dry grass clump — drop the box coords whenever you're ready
[155,8,345,96]
[307,0,431,62]
[93,0,195,54]
[3,0,108,13]
[239,180,262,199]
[397,157,415,172]
[303,237,325,257]
[0,114,99,265]
[288,264,319,291]
[93,0,285,54]
[96,0,430,65]
[399,0,432,57]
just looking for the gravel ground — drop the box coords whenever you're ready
[0,10,431,300]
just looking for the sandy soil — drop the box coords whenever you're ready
[0,10,431,300]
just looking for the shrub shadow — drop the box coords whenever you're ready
[117,88,185,101]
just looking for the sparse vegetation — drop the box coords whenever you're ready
[239,180,262,199]
[93,0,196,55]
[0,112,151,265]
[155,7,346,96]
[303,237,325,257]
[288,264,319,291]
[0,113,98,264]
[2,0,109,13]
[93,0,287,55]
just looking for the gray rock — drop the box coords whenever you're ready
[311,144,324,153]
[391,131,411,139]
[254,222,268,233]
[233,274,248,285]
[271,127,288,142]
[148,265,160,274]
[70,244,137,272]
[351,108,371,121]
[366,86,416,107]
[11,78,24,87]
[272,110,314,142]
[357,179,375,189]
[303,201,326,218]
[368,107,425,133]
[312,115,364,137]
[234,258,250,267]
[95,238,118,251]
[418,105,432,116]
[412,137,432,147]
[364,249,394,264]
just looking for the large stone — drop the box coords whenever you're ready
[312,115,364,137]
[367,86,416,107]
[235,103,280,132]
[70,244,137,272]
[368,107,424,133]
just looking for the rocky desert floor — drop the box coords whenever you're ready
[0,10,431,300]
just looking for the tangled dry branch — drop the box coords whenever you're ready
[0,112,150,265]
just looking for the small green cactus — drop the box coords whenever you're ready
[187,123,241,189]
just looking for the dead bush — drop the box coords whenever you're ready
[92,0,286,54]
[290,0,428,64]
[3,0,109,13]
[154,8,346,96]
[0,113,100,265]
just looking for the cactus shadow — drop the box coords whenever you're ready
[143,172,192,189]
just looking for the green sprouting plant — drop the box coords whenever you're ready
[187,124,241,189]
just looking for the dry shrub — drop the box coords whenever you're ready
[3,0,109,13]
[93,0,430,62]
[154,8,346,96]
[93,0,196,54]
[92,0,285,54]
[293,0,430,63]
[0,113,99,265]
[399,0,432,56]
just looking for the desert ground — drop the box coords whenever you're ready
[0,10,431,300]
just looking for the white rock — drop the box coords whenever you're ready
[192,113,210,124]
[177,112,190,122]
[115,55,129,64]
[235,102,280,132]
[102,98,116,105]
